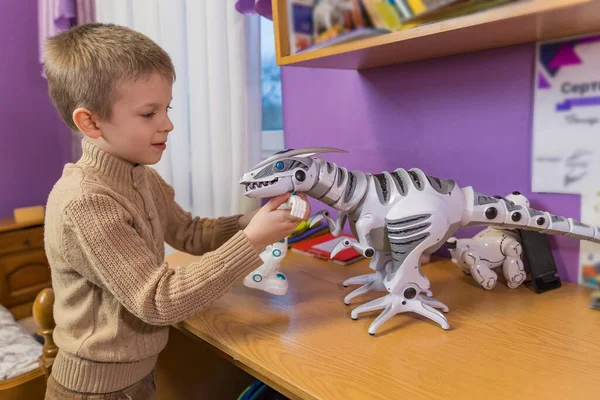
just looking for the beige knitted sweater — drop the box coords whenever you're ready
[44,140,263,393]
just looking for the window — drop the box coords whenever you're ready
[260,17,284,159]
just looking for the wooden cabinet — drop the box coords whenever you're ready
[0,218,51,320]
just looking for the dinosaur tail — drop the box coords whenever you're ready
[460,187,600,244]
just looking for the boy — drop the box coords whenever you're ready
[42,23,309,399]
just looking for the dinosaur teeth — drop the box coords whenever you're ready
[244,178,278,191]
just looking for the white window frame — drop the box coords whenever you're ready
[262,129,285,160]
[259,17,285,160]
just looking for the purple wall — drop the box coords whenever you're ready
[0,0,71,218]
[282,44,581,283]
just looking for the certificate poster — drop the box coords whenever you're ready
[532,33,600,194]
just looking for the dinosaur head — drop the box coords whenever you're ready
[240,147,347,198]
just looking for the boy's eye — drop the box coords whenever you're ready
[143,112,155,118]
[167,105,173,111]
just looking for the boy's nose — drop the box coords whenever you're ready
[162,116,174,133]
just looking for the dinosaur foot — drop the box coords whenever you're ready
[350,288,450,335]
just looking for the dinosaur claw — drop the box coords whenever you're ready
[331,239,350,258]
[332,238,375,259]
[308,210,328,227]
[308,216,321,228]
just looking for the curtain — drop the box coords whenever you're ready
[38,0,76,65]
[38,0,96,163]
[95,0,262,218]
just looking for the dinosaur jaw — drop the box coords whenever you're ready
[242,176,294,198]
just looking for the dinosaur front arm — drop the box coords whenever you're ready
[308,209,348,236]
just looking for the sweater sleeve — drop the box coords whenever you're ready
[148,168,243,255]
[63,194,263,326]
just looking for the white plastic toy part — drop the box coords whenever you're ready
[286,193,308,219]
[243,237,289,296]
[243,194,307,296]
[446,192,529,290]
[446,228,526,290]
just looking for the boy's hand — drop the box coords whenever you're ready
[238,208,259,230]
[243,193,311,253]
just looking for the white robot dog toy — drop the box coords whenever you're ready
[243,194,307,296]
[240,148,600,335]
[445,192,530,290]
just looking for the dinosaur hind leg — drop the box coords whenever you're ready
[350,201,455,335]
[337,215,391,306]
[372,206,452,334]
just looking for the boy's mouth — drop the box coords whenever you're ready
[152,142,167,151]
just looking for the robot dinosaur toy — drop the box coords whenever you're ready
[240,148,600,335]
[444,191,530,290]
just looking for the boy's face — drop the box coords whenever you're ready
[97,72,174,165]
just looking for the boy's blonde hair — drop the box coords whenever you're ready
[43,23,175,131]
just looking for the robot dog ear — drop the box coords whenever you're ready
[250,147,348,170]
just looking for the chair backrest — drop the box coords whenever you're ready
[32,288,56,379]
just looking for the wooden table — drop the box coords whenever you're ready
[165,251,600,400]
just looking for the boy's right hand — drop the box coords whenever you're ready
[243,193,310,253]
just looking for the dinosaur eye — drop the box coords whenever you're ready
[275,161,284,170]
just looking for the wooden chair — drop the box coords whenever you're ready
[0,288,56,400]
[33,288,57,378]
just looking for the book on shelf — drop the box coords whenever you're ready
[393,0,465,22]
[285,0,519,55]
[291,232,365,265]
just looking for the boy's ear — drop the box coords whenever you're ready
[73,108,102,139]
